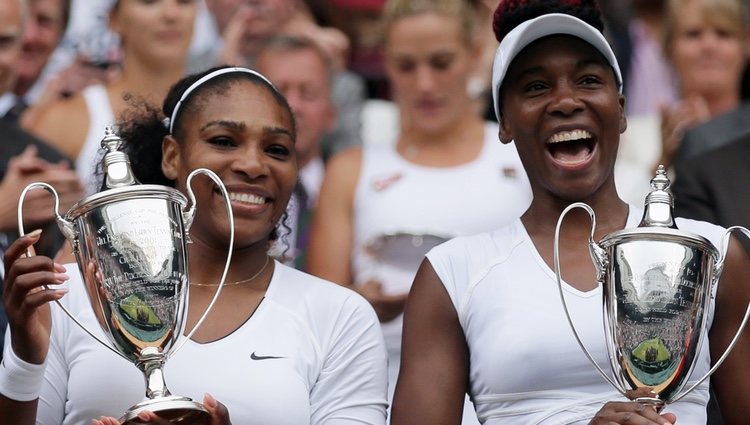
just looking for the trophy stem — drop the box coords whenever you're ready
[138,347,171,399]
[633,397,665,413]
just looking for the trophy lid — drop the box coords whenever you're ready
[65,128,187,220]
[598,165,717,257]
[101,126,138,189]
[638,165,677,229]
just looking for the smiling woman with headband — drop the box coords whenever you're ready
[391,0,750,424]
[0,65,388,425]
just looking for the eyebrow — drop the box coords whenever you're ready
[199,120,292,138]
[263,126,293,139]
[515,58,609,79]
[200,120,246,132]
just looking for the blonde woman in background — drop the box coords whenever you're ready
[617,0,749,205]
[307,0,532,422]
[658,0,749,168]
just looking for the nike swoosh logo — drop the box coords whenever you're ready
[251,352,286,360]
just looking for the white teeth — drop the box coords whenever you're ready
[548,130,592,143]
[229,192,266,205]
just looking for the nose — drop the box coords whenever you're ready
[547,80,584,116]
[161,0,181,20]
[232,145,270,179]
[415,64,437,92]
[700,30,723,52]
[23,19,42,44]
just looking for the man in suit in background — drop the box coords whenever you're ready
[673,133,750,255]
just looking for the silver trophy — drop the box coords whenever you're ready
[553,166,750,410]
[17,128,235,424]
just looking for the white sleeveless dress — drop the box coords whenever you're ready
[352,122,533,422]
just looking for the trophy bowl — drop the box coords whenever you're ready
[553,167,750,410]
[17,128,235,424]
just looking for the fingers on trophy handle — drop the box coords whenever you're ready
[17,182,77,243]
[16,183,123,359]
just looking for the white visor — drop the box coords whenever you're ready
[491,13,623,121]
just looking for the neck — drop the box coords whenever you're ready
[187,236,272,286]
[116,55,185,104]
[522,180,629,240]
[398,111,484,151]
[688,90,740,117]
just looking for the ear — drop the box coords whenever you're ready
[618,94,627,134]
[161,135,180,181]
[498,116,513,144]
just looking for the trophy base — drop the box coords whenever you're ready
[119,395,210,424]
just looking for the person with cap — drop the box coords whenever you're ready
[308,0,531,422]
[390,0,750,424]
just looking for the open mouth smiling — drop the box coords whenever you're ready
[546,129,596,167]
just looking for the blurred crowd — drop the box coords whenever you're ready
[2,0,750,423]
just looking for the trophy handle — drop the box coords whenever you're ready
[671,225,750,403]
[554,202,627,395]
[17,183,127,361]
[171,168,235,355]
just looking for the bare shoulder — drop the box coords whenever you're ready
[325,146,363,177]
[22,95,90,160]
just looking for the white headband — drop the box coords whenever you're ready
[491,13,623,122]
[167,67,276,134]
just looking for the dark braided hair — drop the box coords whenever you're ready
[110,66,296,240]
[492,0,605,43]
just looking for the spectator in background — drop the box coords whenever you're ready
[0,0,83,360]
[203,0,295,67]
[615,0,749,206]
[658,0,750,168]
[608,0,676,118]
[200,0,365,160]
[255,35,336,269]
[22,0,196,195]
[307,0,531,422]
[9,0,71,113]
[673,133,750,254]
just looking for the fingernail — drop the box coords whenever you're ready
[27,229,42,238]
[54,273,70,282]
[54,288,69,296]
[204,392,217,408]
[138,411,150,421]
[54,263,67,272]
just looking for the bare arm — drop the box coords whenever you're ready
[708,236,750,424]
[391,259,468,425]
[21,96,89,162]
[0,232,69,424]
[307,148,361,286]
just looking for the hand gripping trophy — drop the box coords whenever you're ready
[554,166,750,410]
[16,127,235,424]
